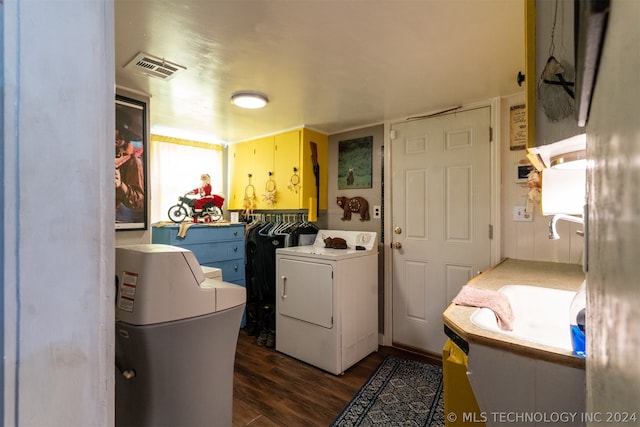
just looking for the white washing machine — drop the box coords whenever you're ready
[275,230,378,375]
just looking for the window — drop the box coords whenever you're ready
[150,135,224,223]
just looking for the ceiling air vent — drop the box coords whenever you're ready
[123,52,186,81]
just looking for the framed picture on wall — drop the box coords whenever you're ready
[338,136,373,189]
[509,104,527,151]
[115,94,148,230]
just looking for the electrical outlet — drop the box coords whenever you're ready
[373,205,381,219]
[513,206,533,222]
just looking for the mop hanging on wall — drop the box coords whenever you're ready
[538,0,576,122]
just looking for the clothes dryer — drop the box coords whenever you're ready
[275,230,378,374]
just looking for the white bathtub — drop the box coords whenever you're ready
[470,284,577,351]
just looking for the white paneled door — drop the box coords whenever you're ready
[390,107,492,354]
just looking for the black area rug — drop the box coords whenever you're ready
[331,355,445,427]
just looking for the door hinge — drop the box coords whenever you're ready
[489,224,494,239]
[489,127,493,142]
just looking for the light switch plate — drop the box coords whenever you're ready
[513,206,533,222]
[373,205,381,219]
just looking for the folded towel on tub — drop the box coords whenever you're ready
[453,285,515,331]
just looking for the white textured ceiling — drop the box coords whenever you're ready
[115,0,524,143]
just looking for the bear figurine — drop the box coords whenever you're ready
[324,237,348,249]
[336,196,370,221]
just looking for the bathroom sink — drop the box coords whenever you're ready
[470,284,577,351]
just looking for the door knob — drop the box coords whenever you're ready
[391,242,402,249]
[394,226,402,234]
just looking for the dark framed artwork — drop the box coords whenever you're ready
[115,95,148,230]
[338,136,373,189]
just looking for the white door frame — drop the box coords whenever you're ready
[381,97,502,347]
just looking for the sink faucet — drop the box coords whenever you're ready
[548,214,584,239]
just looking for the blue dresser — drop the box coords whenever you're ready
[152,222,246,326]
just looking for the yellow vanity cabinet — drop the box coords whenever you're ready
[227,136,274,210]
[227,128,328,212]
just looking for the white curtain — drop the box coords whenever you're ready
[150,136,224,223]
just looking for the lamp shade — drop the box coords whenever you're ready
[527,133,587,170]
[541,168,586,215]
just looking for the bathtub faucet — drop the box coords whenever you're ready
[548,214,584,240]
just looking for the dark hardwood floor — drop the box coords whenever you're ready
[232,329,441,427]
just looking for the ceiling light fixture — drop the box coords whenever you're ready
[230,91,269,109]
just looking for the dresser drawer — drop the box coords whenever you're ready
[185,240,244,264]
[203,259,245,283]
[152,224,244,245]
